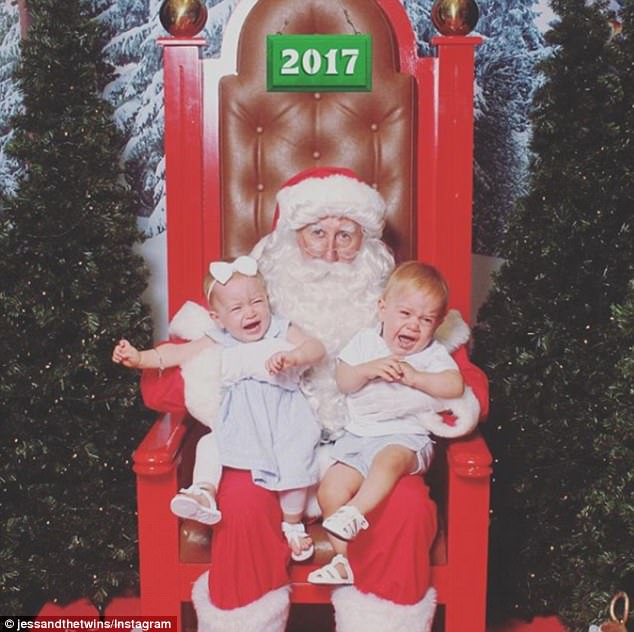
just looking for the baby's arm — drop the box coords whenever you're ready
[112,337,215,369]
[398,362,464,399]
[265,324,326,375]
[335,355,404,394]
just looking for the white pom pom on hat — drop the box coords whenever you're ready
[274,166,387,238]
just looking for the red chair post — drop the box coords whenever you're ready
[419,36,483,322]
[159,38,207,318]
[445,435,492,632]
[133,412,189,622]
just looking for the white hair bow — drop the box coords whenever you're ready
[209,255,258,285]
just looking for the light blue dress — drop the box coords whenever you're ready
[207,316,321,491]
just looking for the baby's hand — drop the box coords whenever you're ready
[397,360,418,387]
[265,351,298,375]
[363,355,404,383]
[112,339,141,368]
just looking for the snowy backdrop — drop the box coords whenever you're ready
[0,0,21,194]
[0,0,551,334]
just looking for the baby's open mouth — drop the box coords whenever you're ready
[244,321,261,331]
[398,334,416,345]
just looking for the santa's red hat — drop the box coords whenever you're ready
[275,166,386,238]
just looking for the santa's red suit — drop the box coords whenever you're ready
[141,167,488,632]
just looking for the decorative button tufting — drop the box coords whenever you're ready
[312,151,321,159]
[256,126,263,134]
[257,183,264,192]
[371,123,378,131]
[314,92,321,100]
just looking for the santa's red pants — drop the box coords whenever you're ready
[207,468,436,608]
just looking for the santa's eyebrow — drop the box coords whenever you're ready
[338,222,359,233]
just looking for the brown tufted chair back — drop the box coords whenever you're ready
[219,0,416,263]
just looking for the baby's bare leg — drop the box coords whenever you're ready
[279,488,312,556]
[318,463,364,557]
[348,445,418,516]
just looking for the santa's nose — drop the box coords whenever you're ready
[320,236,337,261]
[323,248,339,262]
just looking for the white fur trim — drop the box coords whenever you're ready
[427,309,479,437]
[181,344,223,428]
[168,301,215,341]
[434,309,470,352]
[418,386,480,438]
[332,585,437,632]
[167,301,223,427]
[192,572,290,632]
[276,174,386,238]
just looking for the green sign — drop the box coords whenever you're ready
[267,34,372,92]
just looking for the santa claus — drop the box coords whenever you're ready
[141,166,488,632]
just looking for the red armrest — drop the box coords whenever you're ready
[446,432,492,478]
[133,411,190,476]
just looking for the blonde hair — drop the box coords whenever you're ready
[203,260,266,307]
[383,260,449,314]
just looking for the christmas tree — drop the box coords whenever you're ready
[565,281,634,629]
[0,0,153,614]
[473,0,634,629]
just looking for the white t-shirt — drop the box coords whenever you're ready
[337,327,458,437]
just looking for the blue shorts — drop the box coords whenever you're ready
[330,430,434,477]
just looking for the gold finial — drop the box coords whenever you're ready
[431,0,479,36]
[159,0,208,37]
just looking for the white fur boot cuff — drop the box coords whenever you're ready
[192,572,291,632]
[332,585,437,632]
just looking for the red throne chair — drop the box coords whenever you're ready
[133,0,491,630]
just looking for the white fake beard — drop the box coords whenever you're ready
[257,226,395,436]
